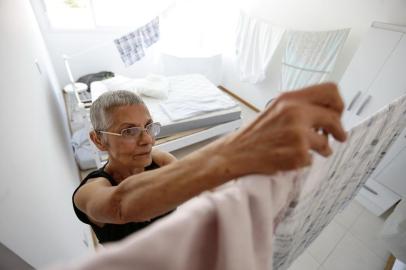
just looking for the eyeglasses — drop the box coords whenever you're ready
[98,122,161,138]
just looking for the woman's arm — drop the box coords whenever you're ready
[76,83,347,224]
[114,83,347,222]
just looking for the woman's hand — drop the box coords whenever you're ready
[210,82,347,177]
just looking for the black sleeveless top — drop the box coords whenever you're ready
[72,161,173,244]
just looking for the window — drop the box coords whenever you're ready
[43,0,94,29]
[42,0,174,30]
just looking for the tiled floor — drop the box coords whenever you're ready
[288,199,392,270]
[170,101,392,270]
[288,200,390,270]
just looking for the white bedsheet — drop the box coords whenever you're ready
[142,74,240,124]
[90,73,241,127]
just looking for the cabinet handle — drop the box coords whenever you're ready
[362,184,378,195]
[347,91,361,111]
[34,59,42,74]
[356,95,372,116]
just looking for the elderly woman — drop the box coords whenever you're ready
[73,90,176,244]
[73,83,347,245]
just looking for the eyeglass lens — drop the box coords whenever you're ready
[121,123,160,137]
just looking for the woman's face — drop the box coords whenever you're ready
[103,104,155,168]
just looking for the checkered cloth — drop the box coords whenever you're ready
[114,17,160,67]
[140,17,160,48]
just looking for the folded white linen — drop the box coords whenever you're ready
[160,94,238,121]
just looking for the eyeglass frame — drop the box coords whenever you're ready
[97,122,161,139]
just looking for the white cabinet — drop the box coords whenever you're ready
[351,35,406,125]
[339,22,406,215]
[374,132,406,198]
[371,127,406,180]
[339,27,403,130]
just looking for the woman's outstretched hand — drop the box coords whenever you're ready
[211,82,347,177]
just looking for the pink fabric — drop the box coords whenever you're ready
[50,173,301,270]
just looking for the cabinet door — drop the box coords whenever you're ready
[371,127,406,179]
[374,130,406,198]
[352,34,406,124]
[339,28,403,130]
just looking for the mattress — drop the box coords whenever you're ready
[141,74,242,138]
[91,74,242,138]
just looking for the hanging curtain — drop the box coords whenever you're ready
[235,12,285,84]
[281,28,350,91]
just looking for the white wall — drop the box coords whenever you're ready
[31,0,406,110]
[0,0,93,268]
[221,0,406,109]
[29,1,226,87]
[29,0,165,86]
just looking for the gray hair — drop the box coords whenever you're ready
[90,90,145,131]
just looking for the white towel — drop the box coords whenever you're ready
[236,12,285,84]
[281,28,350,91]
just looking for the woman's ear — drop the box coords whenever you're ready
[89,131,108,151]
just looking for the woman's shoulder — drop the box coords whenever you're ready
[80,169,115,187]
[151,149,177,167]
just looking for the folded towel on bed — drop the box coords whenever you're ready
[160,94,238,121]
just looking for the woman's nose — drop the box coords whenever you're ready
[137,130,154,145]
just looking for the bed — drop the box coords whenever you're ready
[69,73,242,168]
[139,74,242,138]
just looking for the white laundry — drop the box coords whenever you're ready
[114,17,160,67]
[96,75,139,95]
[281,28,350,91]
[49,93,406,270]
[136,74,170,99]
[94,74,170,100]
[273,93,406,269]
[47,172,302,270]
[114,29,145,67]
[236,12,285,84]
[160,95,238,121]
[158,74,238,121]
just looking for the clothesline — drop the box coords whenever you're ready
[281,62,330,74]
[62,15,167,61]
